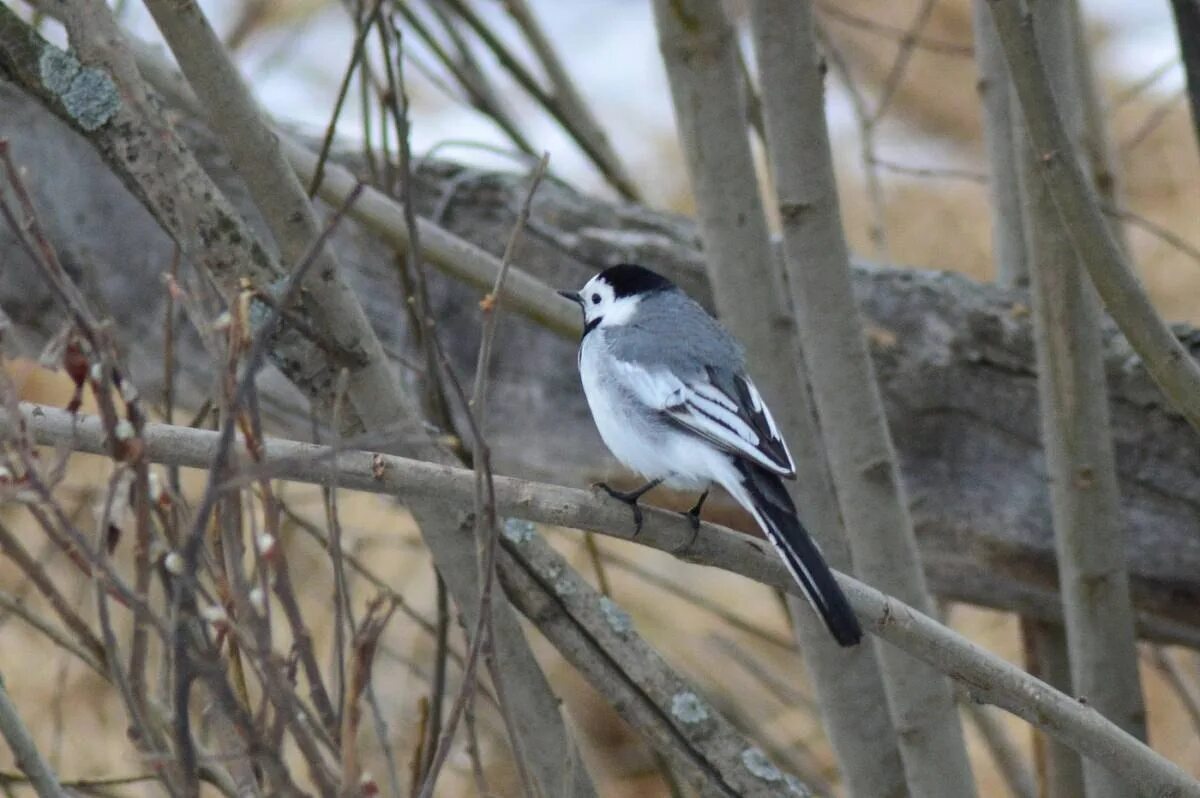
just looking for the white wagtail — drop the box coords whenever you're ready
[559,263,862,647]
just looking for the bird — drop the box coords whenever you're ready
[558,263,862,647]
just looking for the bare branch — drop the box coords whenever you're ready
[656,1,907,793]
[11,404,1200,797]
[1167,0,1200,153]
[1017,7,1146,797]
[754,2,977,794]
[971,0,1029,287]
[989,0,1200,436]
[0,667,68,798]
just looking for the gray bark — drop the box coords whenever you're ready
[0,669,67,798]
[989,0,1200,436]
[1021,619,1086,797]
[974,3,1070,793]
[971,0,1028,289]
[753,3,977,796]
[4,85,1200,648]
[652,1,906,795]
[1019,4,1146,795]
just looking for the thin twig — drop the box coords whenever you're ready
[0,520,107,667]
[440,0,638,199]
[1119,89,1185,152]
[819,26,891,258]
[418,572,449,780]
[166,185,364,780]
[816,1,973,56]
[1147,647,1200,736]
[871,157,988,183]
[1108,58,1180,111]
[415,152,549,798]
[0,590,103,676]
[872,0,940,122]
[1102,202,1200,268]
[307,0,385,197]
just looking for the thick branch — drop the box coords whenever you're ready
[8,404,1199,798]
[756,2,976,793]
[988,0,1200,435]
[655,0,905,794]
[1019,7,1145,797]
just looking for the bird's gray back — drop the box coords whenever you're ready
[604,289,745,378]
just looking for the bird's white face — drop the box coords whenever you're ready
[562,274,640,330]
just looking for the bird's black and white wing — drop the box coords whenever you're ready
[611,360,796,476]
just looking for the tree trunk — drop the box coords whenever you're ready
[1019,3,1147,795]
[752,2,977,795]
[652,1,907,794]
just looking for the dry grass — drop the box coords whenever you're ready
[4,0,1200,795]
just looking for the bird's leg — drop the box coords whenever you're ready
[594,478,663,537]
[685,489,710,533]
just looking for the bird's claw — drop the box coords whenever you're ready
[684,489,709,531]
[594,480,659,538]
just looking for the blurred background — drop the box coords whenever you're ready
[4,0,1200,795]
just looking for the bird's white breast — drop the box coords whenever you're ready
[579,331,725,491]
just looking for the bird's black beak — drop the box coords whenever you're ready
[558,290,583,306]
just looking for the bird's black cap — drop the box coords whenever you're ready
[598,263,675,298]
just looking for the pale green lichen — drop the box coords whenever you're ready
[37,44,119,130]
[63,68,120,130]
[740,747,782,782]
[670,691,707,724]
[598,596,632,634]
[38,47,79,95]
[502,518,535,544]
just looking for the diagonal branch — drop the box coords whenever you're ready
[9,403,1200,798]
[0,666,68,798]
[988,0,1200,436]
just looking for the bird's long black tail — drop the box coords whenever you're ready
[729,460,862,647]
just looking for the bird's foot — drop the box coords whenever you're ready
[684,489,710,533]
[594,479,663,537]
[672,489,709,553]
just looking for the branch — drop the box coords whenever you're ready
[1168,0,1200,154]
[1017,7,1146,797]
[137,0,410,440]
[754,2,976,793]
[654,0,906,794]
[970,0,1029,287]
[9,403,1200,797]
[497,531,802,797]
[988,0,1200,436]
[286,139,581,339]
[0,668,67,798]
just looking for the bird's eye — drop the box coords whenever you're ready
[590,293,601,305]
